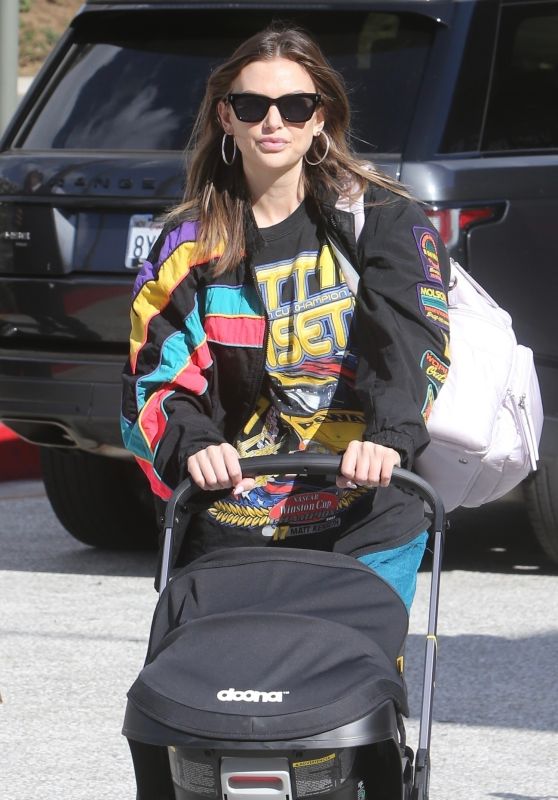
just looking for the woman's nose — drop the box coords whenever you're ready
[262,102,283,129]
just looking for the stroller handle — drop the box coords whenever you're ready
[161,453,445,590]
[162,454,444,542]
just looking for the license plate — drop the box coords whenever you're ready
[125,214,163,269]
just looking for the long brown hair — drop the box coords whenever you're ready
[166,23,409,274]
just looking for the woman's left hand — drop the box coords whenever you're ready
[336,440,401,490]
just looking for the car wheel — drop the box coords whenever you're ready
[523,457,558,564]
[40,448,159,549]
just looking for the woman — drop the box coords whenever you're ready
[121,24,451,610]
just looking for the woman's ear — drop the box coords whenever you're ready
[313,106,325,137]
[217,99,234,134]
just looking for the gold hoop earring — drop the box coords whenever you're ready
[221,134,237,166]
[304,131,330,166]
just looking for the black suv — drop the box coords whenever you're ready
[1,0,557,559]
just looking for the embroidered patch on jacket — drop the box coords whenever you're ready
[417,284,449,330]
[420,349,449,393]
[421,383,435,422]
[413,226,443,285]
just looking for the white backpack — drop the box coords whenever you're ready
[414,259,542,511]
[330,197,544,512]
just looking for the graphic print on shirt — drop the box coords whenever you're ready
[207,235,368,539]
[259,244,362,444]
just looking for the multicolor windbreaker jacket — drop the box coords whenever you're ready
[121,186,451,503]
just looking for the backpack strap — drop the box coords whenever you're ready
[334,191,365,240]
[331,191,365,295]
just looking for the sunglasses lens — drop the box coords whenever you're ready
[231,95,269,122]
[279,95,317,122]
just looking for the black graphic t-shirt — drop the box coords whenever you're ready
[204,199,368,541]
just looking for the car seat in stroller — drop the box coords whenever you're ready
[123,454,445,800]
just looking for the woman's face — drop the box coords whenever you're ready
[218,57,324,181]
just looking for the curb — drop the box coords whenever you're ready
[0,423,41,482]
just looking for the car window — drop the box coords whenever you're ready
[16,9,435,154]
[482,1,558,152]
[438,2,498,154]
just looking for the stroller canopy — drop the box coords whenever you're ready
[127,547,409,741]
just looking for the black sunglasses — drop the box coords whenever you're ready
[226,93,321,123]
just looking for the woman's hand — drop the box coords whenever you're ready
[187,443,257,495]
[336,440,401,489]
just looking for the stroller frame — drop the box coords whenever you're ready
[155,454,446,800]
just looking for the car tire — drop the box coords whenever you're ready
[523,457,558,564]
[39,447,159,549]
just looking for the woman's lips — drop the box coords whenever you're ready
[258,138,289,152]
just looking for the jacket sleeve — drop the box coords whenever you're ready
[354,195,451,468]
[121,223,226,498]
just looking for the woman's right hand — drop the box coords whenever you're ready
[187,443,257,496]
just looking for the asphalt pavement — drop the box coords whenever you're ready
[1,479,557,800]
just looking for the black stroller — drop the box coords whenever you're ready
[123,454,445,800]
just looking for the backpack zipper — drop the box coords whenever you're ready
[508,390,539,471]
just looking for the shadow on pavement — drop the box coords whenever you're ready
[1,481,557,578]
[404,629,558,732]
[426,499,558,576]
[0,480,158,578]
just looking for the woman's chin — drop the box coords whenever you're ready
[247,151,304,175]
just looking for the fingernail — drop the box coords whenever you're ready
[346,481,357,489]
[233,484,245,496]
